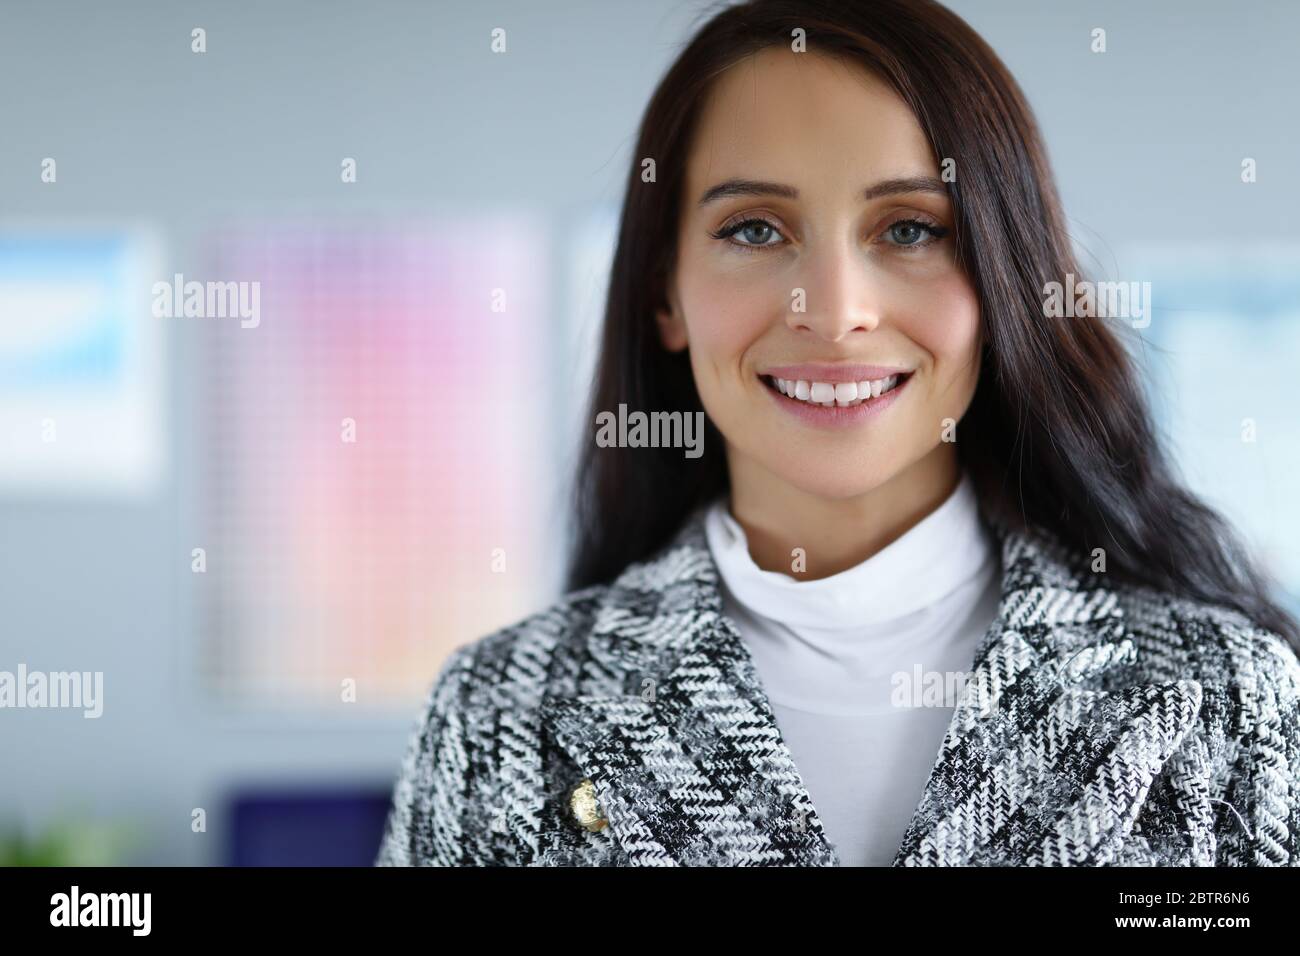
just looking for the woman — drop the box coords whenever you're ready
[378,0,1300,866]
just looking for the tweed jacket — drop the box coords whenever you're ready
[375,505,1300,866]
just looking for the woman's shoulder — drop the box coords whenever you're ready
[428,581,617,711]
[376,581,624,865]
[1001,517,1299,696]
[440,513,718,699]
[419,516,719,729]
[1114,580,1300,692]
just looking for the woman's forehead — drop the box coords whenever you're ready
[681,52,946,210]
[683,49,937,203]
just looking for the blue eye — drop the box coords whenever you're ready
[884,219,948,249]
[710,217,785,251]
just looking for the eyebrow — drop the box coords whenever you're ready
[696,175,948,207]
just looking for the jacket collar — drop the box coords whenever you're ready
[541,503,1204,866]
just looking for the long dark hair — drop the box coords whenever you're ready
[565,0,1300,653]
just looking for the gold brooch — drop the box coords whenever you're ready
[568,778,608,832]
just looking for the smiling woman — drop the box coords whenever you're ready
[655,49,980,540]
[378,0,1300,868]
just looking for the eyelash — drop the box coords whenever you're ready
[708,216,950,254]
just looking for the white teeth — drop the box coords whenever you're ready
[809,382,835,404]
[770,374,905,407]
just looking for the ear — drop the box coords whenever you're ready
[655,286,689,352]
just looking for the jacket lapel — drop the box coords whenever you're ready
[891,515,1204,864]
[542,506,1204,866]
[540,510,840,865]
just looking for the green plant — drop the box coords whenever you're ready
[0,818,143,866]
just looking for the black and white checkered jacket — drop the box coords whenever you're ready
[375,504,1300,866]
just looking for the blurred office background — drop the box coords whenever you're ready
[0,0,1297,865]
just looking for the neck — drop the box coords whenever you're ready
[725,444,962,580]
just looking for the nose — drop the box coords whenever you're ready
[785,243,882,341]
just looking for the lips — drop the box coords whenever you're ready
[758,368,913,427]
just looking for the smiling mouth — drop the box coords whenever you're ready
[759,371,912,407]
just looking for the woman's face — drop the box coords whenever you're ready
[657,48,982,504]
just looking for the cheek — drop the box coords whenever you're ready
[902,271,981,378]
[679,266,776,381]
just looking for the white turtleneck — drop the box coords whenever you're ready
[703,471,1001,866]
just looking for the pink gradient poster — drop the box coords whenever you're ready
[198,216,553,709]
